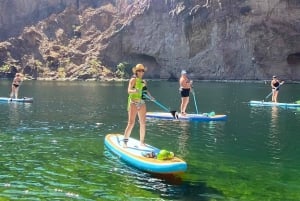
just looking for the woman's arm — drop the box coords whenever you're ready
[128,78,137,94]
[146,91,154,100]
[142,80,155,100]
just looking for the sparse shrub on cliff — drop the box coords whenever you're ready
[72,25,81,38]
[116,62,131,79]
[58,67,66,78]
[88,59,102,75]
[0,64,10,72]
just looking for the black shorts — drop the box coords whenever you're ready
[13,84,19,88]
[180,88,190,97]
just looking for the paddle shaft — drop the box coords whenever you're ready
[153,100,170,112]
[143,94,177,119]
[264,91,273,100]
[191,89,199,114]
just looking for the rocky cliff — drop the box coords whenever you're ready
[0,0,300,80]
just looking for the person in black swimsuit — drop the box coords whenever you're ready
[179,70,193,115]
[271,75,284,103]
[10,73,23,99]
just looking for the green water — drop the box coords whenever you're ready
[0,80,300,200]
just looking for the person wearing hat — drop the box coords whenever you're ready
[179,70,193,115]
[123,64,154,147]
[10,73,24,99]
[271,75,284,103]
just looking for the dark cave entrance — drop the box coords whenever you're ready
[126,53,160,78]
[287,53,300,65]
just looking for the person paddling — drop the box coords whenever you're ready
[179,70,193,116]
[10,73,24,99]
[123,64,154,148]
[271,75,284,103]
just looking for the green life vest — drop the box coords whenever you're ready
[129,78,144,100]
[127,78,145,110]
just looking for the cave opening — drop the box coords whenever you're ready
[287,53,300,65]
[126,53,160,78]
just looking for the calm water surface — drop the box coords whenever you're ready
[0,80,300,200]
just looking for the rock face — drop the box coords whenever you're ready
[0,0,95,40]
[0,0,300,80]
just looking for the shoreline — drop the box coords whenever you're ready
[1,77,300,84]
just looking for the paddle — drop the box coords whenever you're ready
[143,94,178,119]
[191,89,199,114]
[263,82,284,101]
[263,91,274,101]
[191,87,216,117]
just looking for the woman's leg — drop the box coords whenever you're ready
[180,97,185,114]
[274,91,279,103]
[10,86,15,98]
[182,97,189,114]
[184,97,189,113]
[137,104,146,145]
[14,87,19,99]
[123,103,138,146]
[271,89,276,102]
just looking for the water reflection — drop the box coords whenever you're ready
[270,106,279,126]
[267,106,281,167]
[203,122,217,150]
[201,122,226,154]
[7,102,32,127]
[8,103,21,126]
[176,121,190,158]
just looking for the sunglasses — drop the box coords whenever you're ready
[136,70,145,73]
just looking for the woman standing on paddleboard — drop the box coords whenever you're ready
[179,70,193,116]
[123,64,154,147]
[271,75,284,103]
[10,73,24,99]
